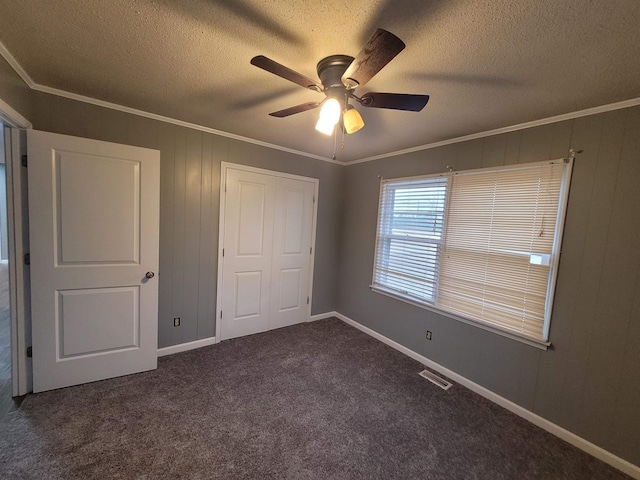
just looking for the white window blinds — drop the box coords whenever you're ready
[372,177,448,304]
[438,162,568,342]
[372,160,572,345]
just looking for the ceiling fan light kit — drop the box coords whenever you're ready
[251,28,429,139]
[343,105,365,134]
[315,98,341,135]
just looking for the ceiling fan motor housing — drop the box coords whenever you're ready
[317,55,355,98]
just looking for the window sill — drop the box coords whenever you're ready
[370,285,552,350]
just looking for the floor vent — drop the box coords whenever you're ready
[419,369,453,390]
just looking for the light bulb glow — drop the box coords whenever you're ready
[315,98,341,135]
[315,118,335,135]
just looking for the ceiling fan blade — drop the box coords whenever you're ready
[251,56,323,91]
[269,102,322,118]
[341,29,405,89]
[360,93,429,111]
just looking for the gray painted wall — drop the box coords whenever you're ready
[338,107,640,466]
[0,56,33,122]
[27,92,343,349]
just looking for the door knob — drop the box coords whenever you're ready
[145,272,155,279]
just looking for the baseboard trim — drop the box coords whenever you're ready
[330,311,640,479]
[307,312,338,322]
[157,337,216,357]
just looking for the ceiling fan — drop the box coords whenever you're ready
[250,28,429,136]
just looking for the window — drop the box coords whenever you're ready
[373,177,448,304]
[372,159,573,345]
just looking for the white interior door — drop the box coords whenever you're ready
[219,165,317,341]
[221,168,275,340]
[269,177,315,330]
[28,130,160,393]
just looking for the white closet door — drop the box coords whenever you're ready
[219,164,317,341]
[269,177,315,330]
[221,168,275,340]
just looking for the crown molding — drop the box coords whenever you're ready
[2,40,639,167]
[346,97,640,166]
[0,40,36,89]
[0,40,340,165]
[30,83,341,164]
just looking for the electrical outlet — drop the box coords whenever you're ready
[426,330,432,340]
[173,317,181,327]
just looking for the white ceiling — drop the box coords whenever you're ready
[1,0,640,162]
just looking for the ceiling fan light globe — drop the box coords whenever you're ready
[315,118,335,135]
[318,98,341,123]
[343,106,364,134]
[315,98,341,135]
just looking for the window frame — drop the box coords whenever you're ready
[372,176,449,305]
[370,159,573,349]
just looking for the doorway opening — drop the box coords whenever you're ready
[0,121,19,413]
[0,101,33,402]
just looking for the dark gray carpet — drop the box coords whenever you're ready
[0,318,632,479]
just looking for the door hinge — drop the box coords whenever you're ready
[313,194,315,204]
[225,182,227,193]
[220,310,222,319]
[307,296,309,305]
[310,247,312,255]
[23,253,30,265]
[26,346,32,358]
[222,248,225,257]
[21,154,28,167]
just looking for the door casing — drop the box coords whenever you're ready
[1,96,32,396]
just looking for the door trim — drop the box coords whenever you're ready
[6,128,30,396]
[1,98,32,396]
[0,97,32,130]
[215,162,319,343]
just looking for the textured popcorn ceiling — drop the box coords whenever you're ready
[1,0,640,162]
